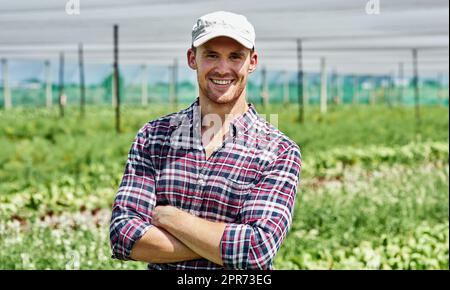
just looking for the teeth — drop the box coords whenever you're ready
[211,79,232,85]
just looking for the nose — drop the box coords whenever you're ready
[214,58,231,76]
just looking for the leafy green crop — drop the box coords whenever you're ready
[0,104,448,269]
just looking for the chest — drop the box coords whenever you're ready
[154,143,261,223]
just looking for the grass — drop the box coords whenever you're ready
[0,103,448,269]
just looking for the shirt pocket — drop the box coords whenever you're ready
[203,176,253,223]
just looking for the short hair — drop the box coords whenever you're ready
[191,45,255,54]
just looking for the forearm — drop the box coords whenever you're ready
[130,225,202,263]
[153,207,227,266]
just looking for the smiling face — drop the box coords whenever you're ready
[187,36,258,104]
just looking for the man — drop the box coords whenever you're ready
[110,11,302,270]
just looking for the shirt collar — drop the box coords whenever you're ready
[230,103,258,136]
[180,97,258,137]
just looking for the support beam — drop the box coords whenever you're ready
[260,66,269,107]
[78,43,86,117]
[303,72,309,107]
[332,68,340,105]
[283,71,290,105]
[353,75,359,105]
[387,72,394,107]
[337,72,341,105]
[380,75,387,105]
[398,62,404,105]
[45,60,52,108]
[58,52,65,118]
[320,57,327,114]
[369,76,376,106]
[297,38,304,122]
[174,58,178,107]
[412,48,420,135]
[113,24,121,133]
[170,58,178,109]
[2,59,12,110]
[112,68,116,108]
[141,64,148,106]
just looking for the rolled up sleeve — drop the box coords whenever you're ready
[220,145,302,269]
[109,128,156,260]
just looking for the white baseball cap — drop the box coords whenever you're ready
[191,11,256,50]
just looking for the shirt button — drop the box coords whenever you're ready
[198,178,205,186]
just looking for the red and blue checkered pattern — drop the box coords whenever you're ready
[110,98,302,269]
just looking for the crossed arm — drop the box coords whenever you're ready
[130,206,227,265]
[110,129,301,269]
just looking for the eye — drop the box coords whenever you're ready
[230,54,242,60]
[206,53,218,59]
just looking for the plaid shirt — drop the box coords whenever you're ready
[110,98,302,270]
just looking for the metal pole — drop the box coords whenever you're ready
[370,76,376,106]
[112,67,116,108]
[297,38,304,123]
[141,64,148,106]
[114,24,121,133]
[412,48,420,135]
[58,52,65,118]
[260,66,268,107]
[353,75,359,105]
[78,43,86,117]
[303,72,309,107]
[168,65,172,106]
[170,58,178,109]
[320,57,327,114]
[45,60,52,108]
[387,72,394,107]
[398,62,404,105]
[339,74,344,105]
[2,59,12,110]
[437,73,444,106]
[283,71,290,105]
[332,68,339,105]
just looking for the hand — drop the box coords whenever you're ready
[152,205,180,228]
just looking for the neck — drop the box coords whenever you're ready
[198,94,249,143]
[199,95,248,126]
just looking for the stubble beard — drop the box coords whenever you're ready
[200,78,247,105]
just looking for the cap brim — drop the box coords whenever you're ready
[193,30,254,49]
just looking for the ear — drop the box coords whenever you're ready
[187,48,197,70]
[248,51,258,74]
